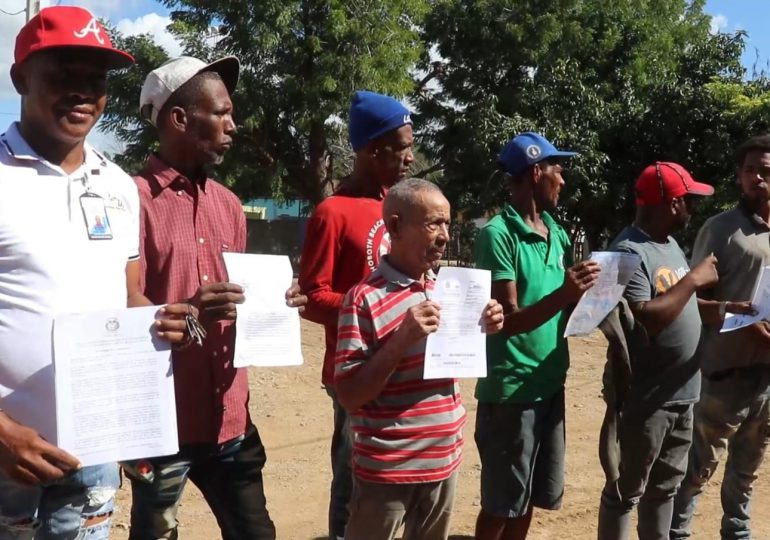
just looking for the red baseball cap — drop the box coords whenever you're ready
[634,161,714,206]
[14,6,134,69]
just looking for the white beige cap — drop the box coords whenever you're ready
[139,55,240,126]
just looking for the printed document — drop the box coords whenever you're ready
[424,267,491,379]
[54,306,178,467]
[722,265,770,332]
[564,252,642,337]
[223,253,304,367]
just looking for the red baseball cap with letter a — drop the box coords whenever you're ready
[634,161,714,206]
[14,6,134,69]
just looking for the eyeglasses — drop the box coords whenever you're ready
[655,162,690,203]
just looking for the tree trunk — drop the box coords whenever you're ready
[307,120,332,204]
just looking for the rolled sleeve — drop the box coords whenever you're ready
[616,246,652,304]
[335,288,373,381]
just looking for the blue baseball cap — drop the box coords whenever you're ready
[498,132,578,176]
[349,90,412,152]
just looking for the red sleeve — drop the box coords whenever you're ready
[299,202,345,326]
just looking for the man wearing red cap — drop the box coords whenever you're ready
[597,162,719,539]
[0,6,191,539]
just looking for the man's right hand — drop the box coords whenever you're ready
[747,320,770,346]
[561,261,601,303]
[396,300,441,346]
[189,282,245,323]
[689,254,719,290]
[0,414,80,485]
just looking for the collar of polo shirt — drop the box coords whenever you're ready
[377,255,437,288]
[2,122,107,172]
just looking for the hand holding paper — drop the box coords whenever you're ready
[223,253,304,367]
[564,252,641,337]
[54,305,178,467]
[721,265,770,332]
[424,267,491,379]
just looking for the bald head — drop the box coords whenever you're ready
[383,178,444,223]
[382,178,450,278]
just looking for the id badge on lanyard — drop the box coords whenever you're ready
[80,188,113,240]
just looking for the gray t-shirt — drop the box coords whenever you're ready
[610,226,702,410]
[691,202,770,375]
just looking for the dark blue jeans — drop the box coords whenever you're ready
[326,386,353,540]
[124,423,275,540]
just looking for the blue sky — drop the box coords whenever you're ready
[0,0,766,149]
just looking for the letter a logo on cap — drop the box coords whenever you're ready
[74,18,105,45]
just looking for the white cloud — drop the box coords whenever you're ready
[710,13,729,34]
[0,10,26,101]
[116,13,183,57]
[0,4,181,104]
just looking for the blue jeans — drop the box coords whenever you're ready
[325,386,353,540]
[124,423,275,540]
[671,366,770,539]
[0,463,120,540]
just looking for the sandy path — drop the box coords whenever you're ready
[110,322,770,539]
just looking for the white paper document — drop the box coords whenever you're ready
[564,252,642,337]
[54,306,178,467]
[424,267,491,379]
[223,253,304,367]
[721,265,770,332]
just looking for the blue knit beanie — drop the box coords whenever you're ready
[348,91,412,152]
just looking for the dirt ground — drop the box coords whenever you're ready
[110,321,770,539]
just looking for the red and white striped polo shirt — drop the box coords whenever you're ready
[335,257,465,484]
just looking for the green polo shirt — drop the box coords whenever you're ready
[474,204,573,403]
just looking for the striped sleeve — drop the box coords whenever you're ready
[335,286,373,381]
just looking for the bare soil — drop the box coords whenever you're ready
[110,321,770,539]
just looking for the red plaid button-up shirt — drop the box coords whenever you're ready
[134,154,250,445]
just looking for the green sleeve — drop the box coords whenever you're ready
[475,224,517,281]
[561,228,574,267]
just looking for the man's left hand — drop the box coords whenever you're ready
[482,299,505,334]
[286,281,307,313]
[154,303,198,344]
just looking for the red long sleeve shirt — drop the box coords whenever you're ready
[299,190,389,386]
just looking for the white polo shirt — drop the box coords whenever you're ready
[0,123,140,442]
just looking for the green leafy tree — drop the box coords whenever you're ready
[417,0,765,249]
[102,0,430,203]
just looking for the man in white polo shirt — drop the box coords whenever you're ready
[0,6,191,539]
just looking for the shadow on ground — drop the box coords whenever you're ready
[311,534,473,540]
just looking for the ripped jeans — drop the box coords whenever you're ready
[0,463,119,540]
